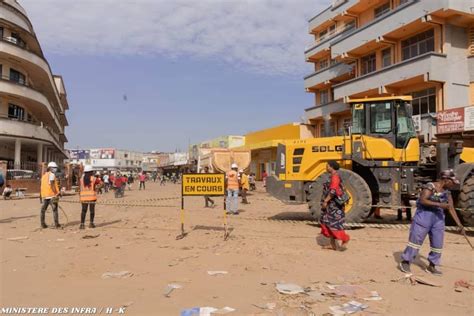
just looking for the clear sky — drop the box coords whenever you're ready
[21,0,329,152]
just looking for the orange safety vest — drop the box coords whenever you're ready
[226,170,239,190]
[240,173,249,190]
[80,176,97,202]
[41,171,59,199]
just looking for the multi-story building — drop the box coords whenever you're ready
[304,0,473,141]
[189,135,245,166]
[67,148,143,171]
[142,152,160,172]
[0,0,69,170]
[156,152,190,176]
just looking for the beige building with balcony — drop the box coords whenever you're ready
[304,0,474,141]
[0,0,69,170]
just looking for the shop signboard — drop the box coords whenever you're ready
[464,106,474,131]
[100,148,115,159]
[90,149,101,159]
[68,150,90,160]
[437,108,464,134]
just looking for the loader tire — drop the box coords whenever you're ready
[458,176,474,226]
[308,169,372,223]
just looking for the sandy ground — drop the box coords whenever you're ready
[0,181,473,316]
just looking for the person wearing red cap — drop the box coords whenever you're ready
[400,169,465,275]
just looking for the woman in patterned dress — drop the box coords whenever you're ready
[320,160,350,251]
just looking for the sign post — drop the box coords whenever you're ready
[178,173,226,240]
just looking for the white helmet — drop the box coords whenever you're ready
[84,165,93,172]
[231,163,238,169]
[47,162,58,168]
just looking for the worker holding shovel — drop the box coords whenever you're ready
[400,169,466,275]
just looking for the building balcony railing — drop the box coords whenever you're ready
[308,0,356,34]
[333,52,447,99]
[2,35,26,48]
[0,77,64,134]
[304,62,354,89]
[0,75,62,121]
[305,100,349,120]
[0,115,63,150]
[305,24,355,60]
[331,0,425,58]
[1,74,27,86]
[0,36,64,113]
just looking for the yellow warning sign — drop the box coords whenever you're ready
[182,173,225,196]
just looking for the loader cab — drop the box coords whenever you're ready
[349,96,417,149]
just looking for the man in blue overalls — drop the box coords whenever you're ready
[399,169,465,275]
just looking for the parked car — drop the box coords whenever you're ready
[6,169,38,180]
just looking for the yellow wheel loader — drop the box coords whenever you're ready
[266,97,474,225]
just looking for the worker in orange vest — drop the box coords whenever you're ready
[79,165,98,229]
[40,161,61,229]
[226,163,240,215]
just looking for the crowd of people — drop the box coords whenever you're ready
[30,159,468,276]
[38,166,158,229]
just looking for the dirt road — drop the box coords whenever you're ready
[1,182,473,315]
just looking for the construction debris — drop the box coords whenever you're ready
[180,306,235,316]
[276,282,305,295]
[392,274,441,287]
[101,271,133,279]
[329,300,368,315]
[454,280,474,292]
[252,303,276,310]
[164,283,182,297]
[207,271,228,276]
[7,236,28,241]
[363,291,382,301]
[334,284,372,298]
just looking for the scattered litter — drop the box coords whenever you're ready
[207,271,228,276]
[213,307,236,314]
[25,255,37,258]
[307,290,326,302]
[101,271,133,279]
[412,275,441,287]
[164,283,182,297]
[169,255,199,267]
[180,307,235,316]
[121,301,134,308]
[392,274,441,287]
[329,301,368,315]
[276,282,305,295]
[326,284,337,290]
[454,280,474,292]
[7,236,28,241]
[82,234,100,239]
[180,307,200,316]
[252,303,276,310]
[363,291,382,301]
[56,238,65,242]
[334,285,371,298]
[66,246,75,250]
